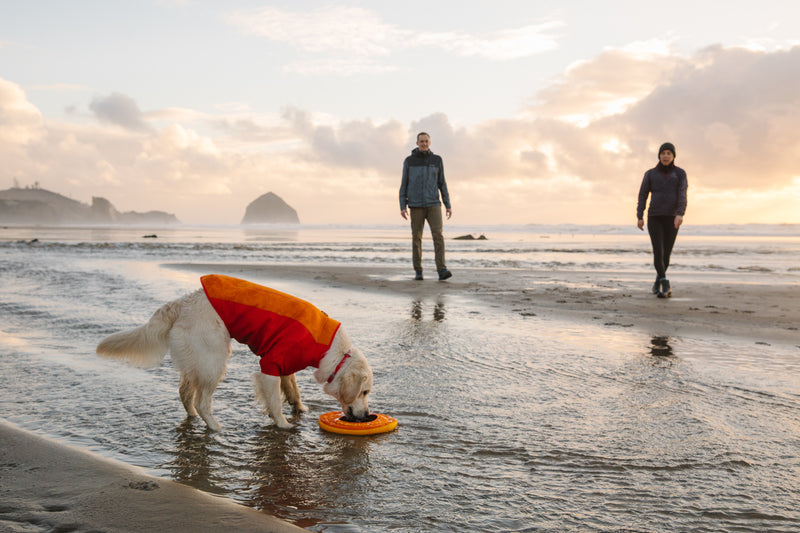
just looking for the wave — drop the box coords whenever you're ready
[1,224,798,276]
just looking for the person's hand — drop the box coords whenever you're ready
[446,208,452,219]
[637,218,644,231]
[674,215,683,229]
[401,209,408,220]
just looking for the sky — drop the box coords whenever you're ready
[1,0,799,225]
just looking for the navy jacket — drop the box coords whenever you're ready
[637,164,688,219]
[399,148,451,210]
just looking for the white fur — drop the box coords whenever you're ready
[96,287,372,431]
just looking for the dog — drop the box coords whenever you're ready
[96,274,372,431]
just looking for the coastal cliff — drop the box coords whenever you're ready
[0,187,179,225]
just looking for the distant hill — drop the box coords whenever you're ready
[0,187,179,225]
[241,192,300,224]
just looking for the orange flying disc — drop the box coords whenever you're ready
[318,411,398,435]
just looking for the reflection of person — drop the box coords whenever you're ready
[410,299,446,322]
[637,142,688,298]
[649,336,674,357]
[399,132,452,281]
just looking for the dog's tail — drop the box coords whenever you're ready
[96,301,181,368]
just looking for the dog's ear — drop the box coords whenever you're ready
[339,370,367,405]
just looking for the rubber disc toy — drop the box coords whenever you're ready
[318,411,398,435]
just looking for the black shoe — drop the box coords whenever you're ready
[438,269,452,281]
[414,270,423,281]
[657,278,671,298]
[651,278,660,295]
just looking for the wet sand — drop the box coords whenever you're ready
[2,264,797,533]
[0,419,307,532]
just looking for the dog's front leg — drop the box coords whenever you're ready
[252,373,292,428]
[281,374,308,413]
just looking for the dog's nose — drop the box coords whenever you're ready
[343,407,370,422]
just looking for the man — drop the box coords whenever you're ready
[399,132,453,281]
[636,142,688,298]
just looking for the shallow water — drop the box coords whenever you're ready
[1,225,799,532]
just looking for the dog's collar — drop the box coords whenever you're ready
[327,352,351,383]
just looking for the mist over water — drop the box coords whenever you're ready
[1,225,799,532]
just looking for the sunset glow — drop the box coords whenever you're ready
[1,2,798,225]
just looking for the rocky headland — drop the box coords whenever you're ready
[0,187,179,225]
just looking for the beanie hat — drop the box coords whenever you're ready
[658,142,676,157]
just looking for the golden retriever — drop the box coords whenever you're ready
[96,275,372,431]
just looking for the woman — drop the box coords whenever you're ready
[636,142,688,298]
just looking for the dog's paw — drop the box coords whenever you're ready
[204,419,222,432]
[293,402,308,413]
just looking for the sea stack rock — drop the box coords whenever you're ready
[241,192,300,224]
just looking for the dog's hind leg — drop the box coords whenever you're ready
[169,307,230,431]
[194,380,222,432]
[171,345,225,430]
[253,373,292,428]
[281,374,307,414]
[178,375,198,417]
[191,353,227,431]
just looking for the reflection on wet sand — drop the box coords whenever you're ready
[411,299,446,322]
[168,418,218,493]
[649,336,674,357]
[245,428,373,529]
[166,414,378,530]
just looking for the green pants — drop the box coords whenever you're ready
[410,206,446,272]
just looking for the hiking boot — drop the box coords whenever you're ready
[414,270,424,281]
[657,278,671,298]
[438,269,452,281]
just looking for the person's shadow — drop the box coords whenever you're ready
[649,336,674,357]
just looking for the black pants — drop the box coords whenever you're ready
[647,216,679,279]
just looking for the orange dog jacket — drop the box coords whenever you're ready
[200,274,341,376]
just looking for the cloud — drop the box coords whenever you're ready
[2,43,799,225]
[89,92,153,132]
[282,107,407,173]
[502,44,800,205]
[0,78,43,144]
[414,22,561,60]
[227,6,399,56]
[598,45,800,189]
[531,45,683,125]
[227,6,561,74]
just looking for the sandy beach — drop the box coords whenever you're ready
[0,418,307,532]
[2,262,798,532]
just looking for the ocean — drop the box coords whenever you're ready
[1,223,799,532]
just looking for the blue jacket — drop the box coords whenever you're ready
[637,164,688,219]
[399,148,451,210]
